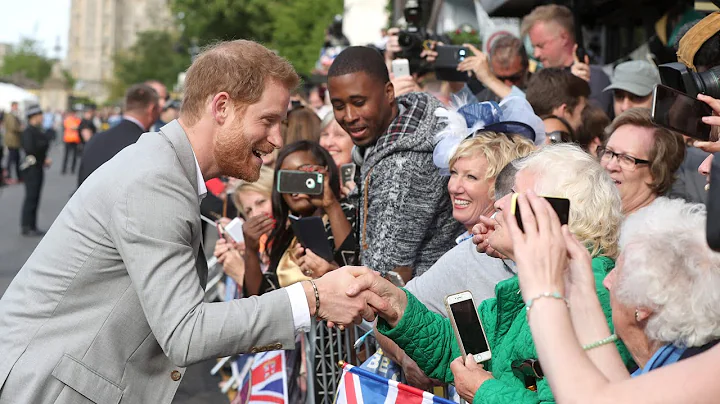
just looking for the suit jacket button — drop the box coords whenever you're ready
[250,347,258,354]
[273,343,282,350]
[171,370,182,381]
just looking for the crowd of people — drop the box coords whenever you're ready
[2,3,720,404]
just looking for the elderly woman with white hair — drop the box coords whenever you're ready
[602,198,720,375]
[349,144,636,403]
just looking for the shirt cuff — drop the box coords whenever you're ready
[285,282,311,333]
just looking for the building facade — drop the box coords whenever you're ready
[67,0,171,102]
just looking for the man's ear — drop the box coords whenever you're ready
[553,103,568,120]
[211,92,231,124]
[385,81,395,104]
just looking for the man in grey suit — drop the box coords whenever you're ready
[0,40,386,404]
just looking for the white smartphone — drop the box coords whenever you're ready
[445,291,492,363]
[224,217,245,243]
[391,58,411,78]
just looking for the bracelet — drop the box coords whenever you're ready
[308,279,320,319]
[525,291,569,315]
[582,334,618,351]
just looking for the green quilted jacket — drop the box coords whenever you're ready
[378,256,635,403]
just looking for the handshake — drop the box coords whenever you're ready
[300,266,409,329]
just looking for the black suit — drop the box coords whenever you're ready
[78,119,146,187]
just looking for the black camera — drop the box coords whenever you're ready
[396,0,432,73]
[659,62,720,99]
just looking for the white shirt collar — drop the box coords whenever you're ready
[191,149,207,201]
[122,115,146,131]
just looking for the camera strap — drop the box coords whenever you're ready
[677,12,720,71]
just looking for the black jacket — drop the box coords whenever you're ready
[78,119,146,187]
[21,125,50,165]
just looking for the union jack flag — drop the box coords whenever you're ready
[335,362,455,404]
[233,351,288,404]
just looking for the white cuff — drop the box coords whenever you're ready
[285,282,311,333]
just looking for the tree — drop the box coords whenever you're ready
[1,37,54,84]
[170,0,345,75]
[110,30,190,101]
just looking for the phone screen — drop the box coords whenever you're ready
[450,299,489,355]
[652,84,711,141]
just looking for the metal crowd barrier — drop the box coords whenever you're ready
[200,214,380,402]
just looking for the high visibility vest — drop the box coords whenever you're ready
[63,116,81,143]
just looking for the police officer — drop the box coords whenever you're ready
[20,105,51,237]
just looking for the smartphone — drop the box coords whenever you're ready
[288,215,334,262]
[391,58,411,78]
[277,170,324,195]
[445,291,492,363]
[434,45,470,82]
[575,46,588,62]
[511,193,570,232]
[224,217,244,243]
[651,84,712,141]
[707,152,720,251]
[340,163,356,185]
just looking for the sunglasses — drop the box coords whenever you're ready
[495,72,524,83]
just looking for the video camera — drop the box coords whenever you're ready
[395,0,435,74]
[658,62,720,99]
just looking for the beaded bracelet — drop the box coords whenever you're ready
[582,334,618,351]
[525,291,569,315]
[309,279,320,319]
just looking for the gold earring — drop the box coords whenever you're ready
[635,309,640,322]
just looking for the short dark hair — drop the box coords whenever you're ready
[328,46,390,84]
[124,84,160,113]
[576,105,610,151]
[526,68,590,116]
[495,160,520,198]
[490,35,529,71]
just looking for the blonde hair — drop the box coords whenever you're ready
[231,165,274,218]
[449,132,535,200]
[180,40,300,125]
[514,143,623,258]
[520,4,575,41]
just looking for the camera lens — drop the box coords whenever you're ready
[696,66,720,99]
[305,178,316,189]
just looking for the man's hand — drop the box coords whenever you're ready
[472,215,506,259]
[307,266,389,327]
[385,27,402,66]
[392,75,422,97]
[340,181,356,199]
[450,355,494,403]
[346,268,407,327]
[457,44,492,83]
[570,44,591,83]
[44,157,52,168]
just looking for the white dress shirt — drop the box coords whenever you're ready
[190,151,311,333]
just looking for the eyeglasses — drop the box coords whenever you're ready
[597,146,650,171]
[511,359,544,391]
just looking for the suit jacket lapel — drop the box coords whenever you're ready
[159,120,199,196]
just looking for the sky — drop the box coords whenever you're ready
[0,0,71,59]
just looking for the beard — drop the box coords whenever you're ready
[213,118,261,182]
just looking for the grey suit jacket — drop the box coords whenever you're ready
[0,120,296,404]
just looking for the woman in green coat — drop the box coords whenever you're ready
[358,145,636,403]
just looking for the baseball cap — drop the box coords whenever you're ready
[603,60,661,97]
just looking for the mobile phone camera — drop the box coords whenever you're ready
[458,48,467,62]
[305,178,316,189]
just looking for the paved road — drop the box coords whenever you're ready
[0,144,228,404]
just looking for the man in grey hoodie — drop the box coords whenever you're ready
[328,46,463,281]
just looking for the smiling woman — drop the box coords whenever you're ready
[447,132,535,234]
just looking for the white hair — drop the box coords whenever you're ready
[513,143,623,258]
[615,197,720,347]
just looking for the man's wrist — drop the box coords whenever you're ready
[303,280,318,317]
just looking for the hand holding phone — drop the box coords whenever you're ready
[391,58,411,78]
[445,291,492,363]
[340,163,356,185]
